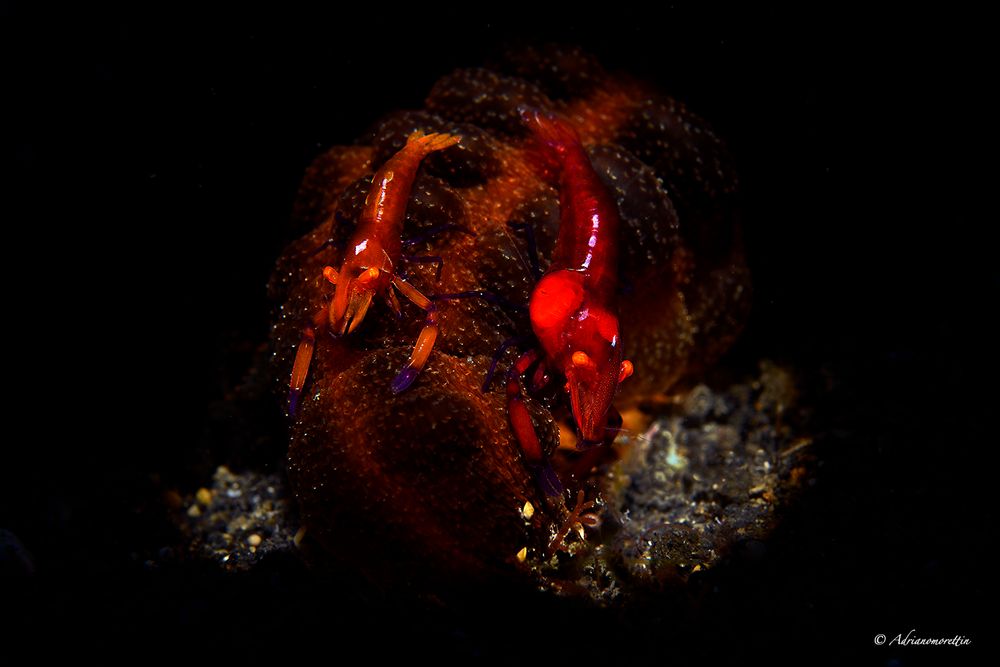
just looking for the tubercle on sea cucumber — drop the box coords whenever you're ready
[268,45,750,585]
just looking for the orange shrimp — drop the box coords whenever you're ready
[505,110,633,492]
[288,130,461,414]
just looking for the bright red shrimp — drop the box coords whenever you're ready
[506,110,633,491]
[288,130,461,413]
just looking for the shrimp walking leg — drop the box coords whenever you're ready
[482,335,532,391]
[289,308,333,415]
[508,221,542,280]
[390,275,440,394]
[506,349,563,496]
[401,254,444,280]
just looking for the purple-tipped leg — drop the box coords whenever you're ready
[391,366,420,394]
[536,462,564,497]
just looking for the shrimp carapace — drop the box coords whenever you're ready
[521,110,633,447]
[288,131,461,413]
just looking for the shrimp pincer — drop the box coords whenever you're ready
[288,130,461,414]
[514,110,633,458]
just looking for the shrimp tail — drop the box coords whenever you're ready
[518,107,580,180]
[405,130,461,156]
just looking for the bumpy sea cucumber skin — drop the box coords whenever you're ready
[269,45,750,580]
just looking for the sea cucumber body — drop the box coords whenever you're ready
[269,46,749,580]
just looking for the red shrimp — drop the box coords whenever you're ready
[506,110,633,491]
[289,130,461,414]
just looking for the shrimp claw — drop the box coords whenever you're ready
[505,349,564,496]
[389,275,439,394]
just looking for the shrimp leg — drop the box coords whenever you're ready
[288,268,340,415]
[389,275,439,394]
[506,349,563,496]
[401,254,444,280]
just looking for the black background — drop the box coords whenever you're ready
[4,4,991,665]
